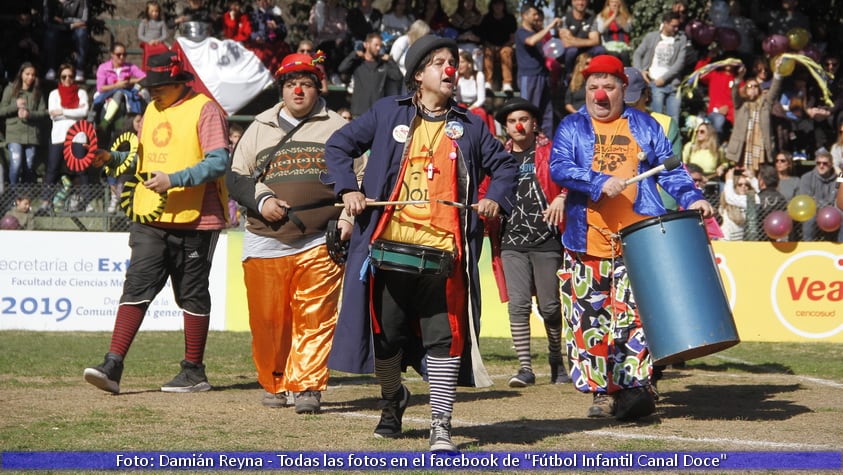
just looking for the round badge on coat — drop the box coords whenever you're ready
[392,125,409,143]
[444,121,464,139]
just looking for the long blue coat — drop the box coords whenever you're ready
[324,94,518,385]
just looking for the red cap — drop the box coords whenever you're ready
[274,51,326,81]
[581,55,628,85]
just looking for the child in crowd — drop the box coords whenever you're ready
[4,194,35,230]
[138,1,170,70]
[228,123,244,227]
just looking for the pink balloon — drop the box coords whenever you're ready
[764,210,793,240]
[716,27,741,51]
[816,206,842,232]
[0,215,21,230]
[762,34,790,56]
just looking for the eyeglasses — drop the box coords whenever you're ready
[746,84,759,89]
[816,161,831,166]
[736,182,749,187]
[60,74,74,79]
[113,52,126,57]
[298,49,313,54]
[775,158,789,163]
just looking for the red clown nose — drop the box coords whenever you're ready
[294,86,303,95]
[593,89,609,102]
[515,123,525,133]
[444,66,456,76]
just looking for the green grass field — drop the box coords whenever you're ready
[1,331,841,474]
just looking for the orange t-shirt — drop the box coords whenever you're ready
[586,118,648,257]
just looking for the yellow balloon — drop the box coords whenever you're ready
[771,55,796,77]
[787,27,810,51]
[787,194,817,222]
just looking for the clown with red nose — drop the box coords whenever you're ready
[548,55,714,422]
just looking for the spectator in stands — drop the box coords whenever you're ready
[42,0,89,82]
[764,0,810,36]
[296,40,328,94]
[726,62,783,173]
[247,0,290,72]
[799,148,839,241]
[338,33,402,118]
[175,0,215,27]
[415,0,451,35]
[450,0,484,72]
[515,3,560,137]
[747,163,789,241]
[455,49,494,133]
[336,107,352,121]
[752,56,774,91]
[774,151,800,200]
[558,0,605,76]
[222,1,253,43]
[696,50,740,143]
[671,0,689,30]
[381,0,414,47]
[478,0,517,93]
[44,63,90,213]
[1,62,47,186]
[683,122,725,178]
[3,194,35,230]
[772,69,831,158]
[720,167,758,241]
[138,1,170,71]
[564,52,591,115]
[309,0,350,86]
[348,0,383,48]
[227,122,243,228]
[595,0,633,66]
[632,11,688,128]
[830,122,843,175]
[1,13,41,81]
[93,43,146,136]
[390,19,430,77]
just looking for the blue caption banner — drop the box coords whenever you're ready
[2,451,841,471]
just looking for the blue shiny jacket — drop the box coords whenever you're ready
[550,106,704,253]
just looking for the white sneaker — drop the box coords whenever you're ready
[484,81,492,91]
[502,83,514,93]
[75,72,85,82]
[46,69,56,81]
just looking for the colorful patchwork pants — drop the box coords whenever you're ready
[557,250,652,395]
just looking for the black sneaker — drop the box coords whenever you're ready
[373,385,410,438]
[587,392,616,418]
[161,360,211,393]
[549,356,571,384]
[429,412,458,453]
[508,368,536,388]
[614,386,656,421]
[83,352,124,394]
[294,390,322,414]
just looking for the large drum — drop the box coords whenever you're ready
[619,210,739,365]
[178,21,211,42]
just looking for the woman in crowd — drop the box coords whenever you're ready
[455,49,494,133]
[0,62,47,185]
[389,19,430,77]
[595,0,633,65]
[719,167,758,241]
[725,63,782,173]
[774,151,800,201]
[564,53,591,114]
[683,122,725,178]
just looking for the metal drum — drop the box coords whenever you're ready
[619,210,739,365]
[178,21,211,42]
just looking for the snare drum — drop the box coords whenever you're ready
[179,21,211,42]
[370,240,454,276]
[619,210,739,365]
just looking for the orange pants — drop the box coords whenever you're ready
[243,245,342,394]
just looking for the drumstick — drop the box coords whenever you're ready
[437,199,471,210]
[625,156,682,185]
[333,200,428,207]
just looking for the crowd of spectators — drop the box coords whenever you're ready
[1,0,842,241]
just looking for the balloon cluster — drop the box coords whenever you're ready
[762,28,815,77]
[763,195,842,239]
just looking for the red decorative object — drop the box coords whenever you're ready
[62,120,98,172]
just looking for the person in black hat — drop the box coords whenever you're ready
[486,97,569,389]
[83,51,231,395]
[325,34,518,452]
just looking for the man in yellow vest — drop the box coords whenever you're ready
[83,51,230,394]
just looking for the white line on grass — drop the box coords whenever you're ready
[710,354,843,389]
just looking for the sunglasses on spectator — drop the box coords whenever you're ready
[298,49,313,54]
[60,74,74,79]
[113,52,126,57]
[736,182,749,187]
[816,161,831,166]
[746,83,759,89]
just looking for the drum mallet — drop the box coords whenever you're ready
[625,156,682,185]
[333,200,428,207]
